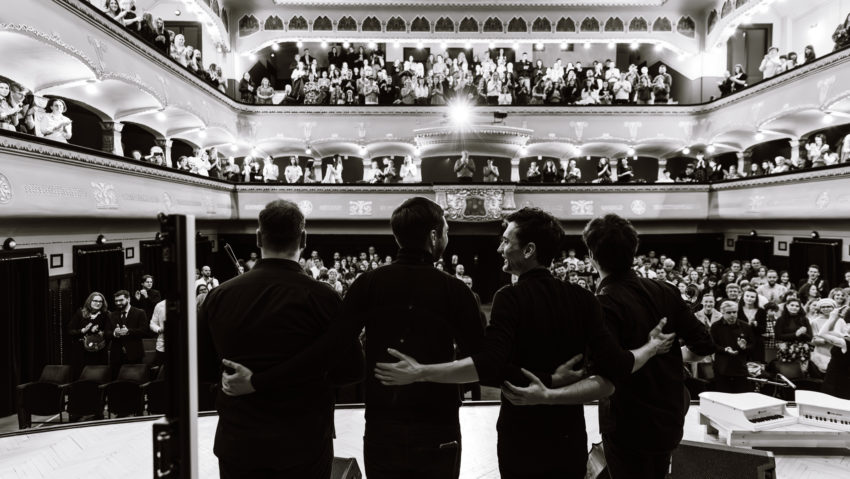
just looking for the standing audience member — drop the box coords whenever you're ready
[196,265,220,291]
[108,290,148,378]
[148,299,167,366]
[239,72,256,103]
[133,275,161,320]
[66,292,110,377]
[711,300,755,393]
[38,98,72,143]
[454,151,476,183]
[818,305,850,399]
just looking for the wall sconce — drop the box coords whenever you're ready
[3,238,16,250]
[96,235,107,245]
[749,230,757,237]
[811,231,820,239]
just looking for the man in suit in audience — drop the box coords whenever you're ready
[108,290,148,377]
[198,199,363,479]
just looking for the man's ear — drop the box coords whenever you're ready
[300,230,307,250]
[524,242,537,259]
[256,228,263,249]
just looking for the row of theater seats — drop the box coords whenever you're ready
[16,363,165,429]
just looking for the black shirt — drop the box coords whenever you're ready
[249,248,486,425]
[595,271,716,453]
[472,268,634,437]
[711,320,755,377]
[197,258,363,465]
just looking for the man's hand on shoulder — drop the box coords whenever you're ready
[648,317,676,356]
[551,353,586,388]
[221,359,256,396]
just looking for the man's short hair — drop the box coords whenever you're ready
[390,197,445,249]
[808,264,820,272]
[258,199,305,251]
[582,214,638,274]
[505,207,564,266]
[719,300,737,311]
[725,283,741,291]
[114,289,130,299]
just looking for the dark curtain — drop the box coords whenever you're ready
[735,236,774,264]
[0,250,49,416]
[141,241,170,300]
[72,244,125,310]
[790,239,841,288]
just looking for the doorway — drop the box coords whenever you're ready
[727,24,772,85]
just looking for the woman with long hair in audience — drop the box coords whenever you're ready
[774,297,812,367]
[828,288,847,308]
[564,159,581,183]
[739,287,767,362]
[0,82,22,132]
[151,17,169,53]
[171,34,187,66]
[818,304,850,399]
[104,0,121,20]
[802,283,823,311]
[66,292,110,376]
[810,298,837,377]
[730,64,748,93]
[38,98,72,143]
[806,134,830,168]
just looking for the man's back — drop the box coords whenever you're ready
[343,249,484,423]
[198,258,344,464]
[596,272,715,452]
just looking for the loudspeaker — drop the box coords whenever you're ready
[671,440,775,479]
[332,457,362,479]
[585,440,775,479]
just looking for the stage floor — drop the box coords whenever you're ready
[1,403,848,478]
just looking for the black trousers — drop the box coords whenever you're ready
[603,435,672,479]
[714,375,751,393]
[218,437,332,479]
[498,430,588,479]
[364,419,461,479]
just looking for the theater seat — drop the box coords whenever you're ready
[66,365,111,420]
[16,365,74,429]
[143,366,167,415]
[102,364,149,417]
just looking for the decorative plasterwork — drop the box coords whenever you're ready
[271,0,669,6]
[188,0,231,51]
[438,187,511,222]
[235,184,434,193]
[0,135,232,191]
[0,23,100,75]
[709,165,850,191]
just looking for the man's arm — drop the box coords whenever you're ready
[664,282,715,358]
[501,369,614,406]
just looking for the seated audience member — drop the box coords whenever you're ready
[711,300,755,393]
[38,98,72,143]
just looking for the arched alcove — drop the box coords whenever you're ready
[320,155,364,183]
[120,122,157,158]
[60,99,104,151]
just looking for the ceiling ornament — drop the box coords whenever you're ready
[0,23,99,76]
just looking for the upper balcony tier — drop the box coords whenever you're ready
[2,0,850,161]
[2,129,849,224]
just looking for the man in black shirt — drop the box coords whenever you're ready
[197,199,363,479]
[220,197,485,479]
[375,208,673,479]
[710,300,754,393]
[581,214,715,479]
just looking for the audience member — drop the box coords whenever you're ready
[711,300,755,393]
[66,292,109,377]
[107,290,148,378]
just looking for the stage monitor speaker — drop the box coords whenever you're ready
[586,440,775,479]
[332,457,362,479]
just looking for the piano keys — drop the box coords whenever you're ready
[699,392,798,431]
[796,391,850,432]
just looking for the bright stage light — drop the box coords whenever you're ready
[271,43,279,51]
[682,147,691,155]
[626,147,636,156]
[822,112,835,124]
[342,41,351,49]
[654,44,663,52]
[630,42,639,50]
[584,42,591,50]
[320,41,328,49]
[706,144,716,154]
[754,132,765,141]
[296,40,303,48]
[448,100,472,126]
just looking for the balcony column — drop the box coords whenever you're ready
[657,158,668,183]
[736,152,746,177]
[510,158,521,182]
[789,139,801,168]
[100,121,124,157]
[413,156,423,182]
[156,138,173,168]
[362,157,373,182]
[609,157,619,183]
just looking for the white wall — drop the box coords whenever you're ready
[792,0,850,58]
